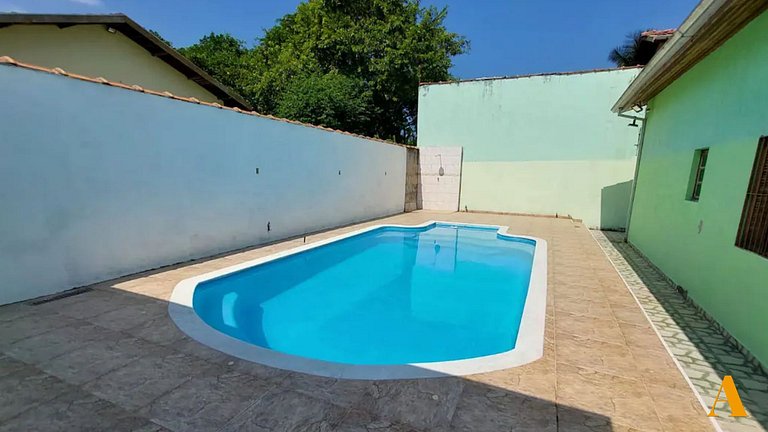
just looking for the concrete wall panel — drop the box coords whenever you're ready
[417,68,641,227]
[0,66,406,305]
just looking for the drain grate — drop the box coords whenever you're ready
[28,287,93,305]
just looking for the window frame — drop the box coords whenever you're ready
[687,148,709,202]
[735,137,768,258]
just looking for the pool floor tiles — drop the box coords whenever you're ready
[0,211,740,431]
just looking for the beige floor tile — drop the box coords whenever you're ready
[556,311,626,345]
[645,383,713,432]
[555,297,614,319]
[630,347,693,393]
[556,333,640,379]
[556,363,663,431]
[619,321,667,352]
[611,304,652,326]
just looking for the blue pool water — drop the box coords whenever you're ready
[193,223,536,365]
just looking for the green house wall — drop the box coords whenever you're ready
[417,68,641,228]
[628,11,768,366]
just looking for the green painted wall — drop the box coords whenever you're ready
[0,25,220,103]
[417,68,641,228]
[628,11,768,366]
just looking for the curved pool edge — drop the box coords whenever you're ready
[168,220,548,380]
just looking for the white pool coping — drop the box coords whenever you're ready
[169,220,548,380]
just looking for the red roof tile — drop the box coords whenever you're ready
[0,56,407,149]
[641,29,676,37]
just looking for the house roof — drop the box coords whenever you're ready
[0,13,251,110]
[0,56,406,148]
[613,0,768,113]
[640,29,676,42]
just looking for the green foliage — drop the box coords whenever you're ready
[275,71,374,133]
[608,30,658,67]
[177,34,255,96]
[179,0,468,143]
[149,29,173,47]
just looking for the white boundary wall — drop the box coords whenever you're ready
[0,66,407,305]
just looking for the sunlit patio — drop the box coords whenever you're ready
[2,212,764,431]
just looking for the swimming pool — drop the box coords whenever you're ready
[170,221,547,379]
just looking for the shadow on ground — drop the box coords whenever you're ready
[0,285,611,431]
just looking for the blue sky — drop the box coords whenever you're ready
[1,0,699,79]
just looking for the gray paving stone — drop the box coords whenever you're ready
[360,377,465,430]
[334,410,420,432]
[6,320,117,365]
[224,357,291,383]
[0,353,27,378]
[53,289,145,319]
[169,336,233,363]
[279,372,376,410]
[0,302,38,323]
[125,313,187,346]
[87,301,168,332]
[83,347,213,410]
[0,312,80,349]
[219,388,348,432]
[40,334,161,385]
[130,421,174,432]
[449,381,556,432]
[140,365,274,432]
[0,388,149,432]
[0,365,74,422]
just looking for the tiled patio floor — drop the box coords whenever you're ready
[593,231,768,432]
[0,211,723,431]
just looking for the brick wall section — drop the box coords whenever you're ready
[404,147,420,212]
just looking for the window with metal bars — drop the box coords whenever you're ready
[688,148,709,201]
[735,137,768,258]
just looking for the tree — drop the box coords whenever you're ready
[180,0,468,143]
[608,30,658,67]
[275,71,374,133]
[149,29,173,47]
[177,34,255,99]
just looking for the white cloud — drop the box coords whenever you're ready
[0,2,26,12]
[68,0,103,6]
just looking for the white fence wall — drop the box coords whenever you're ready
[0,65,407,304]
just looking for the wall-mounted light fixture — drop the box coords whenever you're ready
[106,26,117,34]
[618,113,645,128]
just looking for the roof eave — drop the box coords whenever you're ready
[612,0,768,113]
[117,15,251,109]
[0,13,251,110]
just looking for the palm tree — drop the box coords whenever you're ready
[608,30,659,67]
